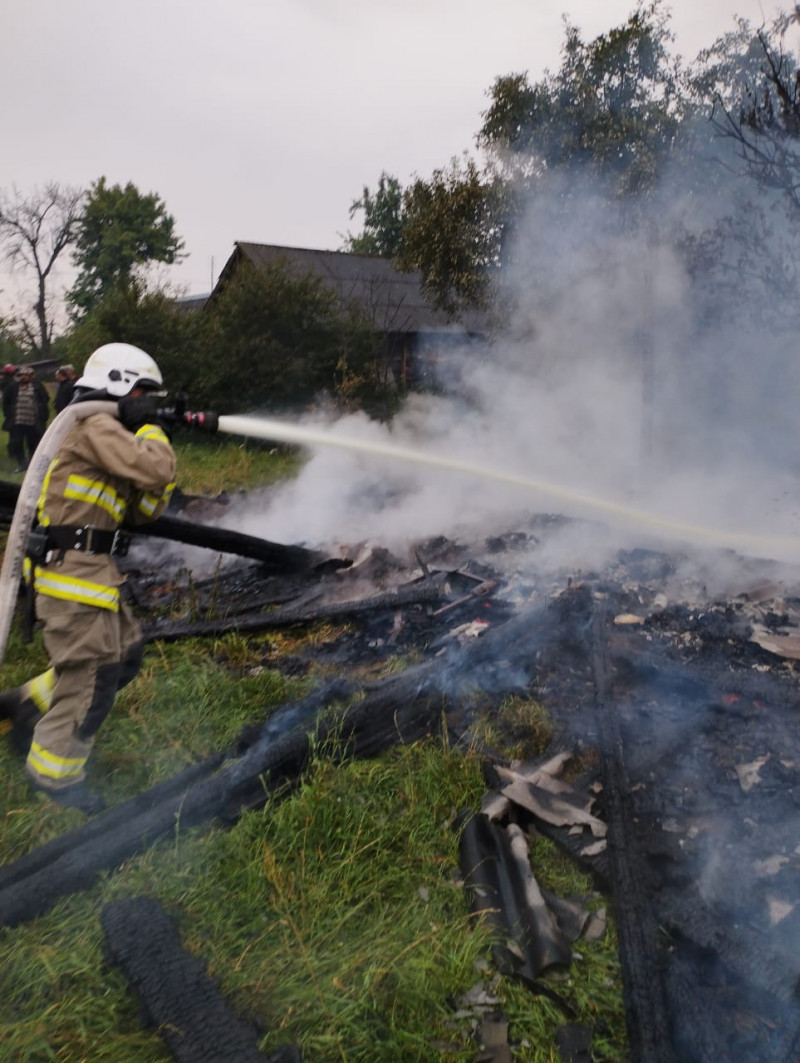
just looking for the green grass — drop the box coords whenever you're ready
[0,723,627,1062]
[171,433,305,497]
[0,429,627,1062]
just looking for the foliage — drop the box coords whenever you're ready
[344,171,407,258]
[478,1,680,195]
[194,260,381,413]
[693,13,800,213]
[664,14,800,328]
[0,182,84,355]
[0,317,23,363]
[62,279,199,386]
[67,177,185,321]
[386,3,681,319]
[397,154,513,317]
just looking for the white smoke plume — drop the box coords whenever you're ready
[227,163,800,584]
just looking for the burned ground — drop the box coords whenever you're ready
[4,488,800,1062]
[115,501,800,1062]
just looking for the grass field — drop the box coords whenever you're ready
[0,429,627,1062]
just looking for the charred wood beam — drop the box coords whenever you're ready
[142,582,444,643]
[657,885,800,1009]
[0,661,450,928]
[0,681,354,897]
[591,601,674,1063]
[101,896,280,1063]
[0,600,552,929]
[0,756,223,893]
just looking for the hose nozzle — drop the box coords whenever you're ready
[181,410,219,432]
[158,392,219,433]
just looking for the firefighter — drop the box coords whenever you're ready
[0,343,177,814]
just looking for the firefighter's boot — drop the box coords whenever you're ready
[0,687,22,742]
[31,781,106,816]
[0,687,22,721]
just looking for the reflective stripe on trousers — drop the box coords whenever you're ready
[24,595,142,791]
[27,739,88,784]
[33,567,120,611]
[23,668,56,713]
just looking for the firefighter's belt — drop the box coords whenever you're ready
[41,524,129,556]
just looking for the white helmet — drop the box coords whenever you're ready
[76,343,164,398]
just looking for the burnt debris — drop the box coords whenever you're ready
[5,476,800,1060]
[101,896,299,1063]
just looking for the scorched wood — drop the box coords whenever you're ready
[0,660,451,928]
[101,896,297,1063]
[142,581,445,643]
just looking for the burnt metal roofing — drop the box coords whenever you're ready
[219,242,487,335]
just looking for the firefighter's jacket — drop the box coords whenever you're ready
[32,411,177,611]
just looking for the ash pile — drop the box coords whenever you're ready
[118,491,800,1063]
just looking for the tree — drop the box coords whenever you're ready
[397,155,511,317]
[194,261,375,413]
[666,13,800,329]
[67,177,185,320]
[696,14,800,213]
[379,3,680,317]
[0,183,84,355]
[478,1,680,194]
[62,280,199,390]
[343,172,407,258]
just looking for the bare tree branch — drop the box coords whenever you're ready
[708,21,800,214]
[0,182,84,355]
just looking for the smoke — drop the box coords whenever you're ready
[224,156,800,584]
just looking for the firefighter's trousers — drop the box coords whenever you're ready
[16,594,143,791]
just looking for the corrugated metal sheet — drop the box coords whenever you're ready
[219,242,486,335]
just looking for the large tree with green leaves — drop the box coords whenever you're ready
[385,2,682,317]
[478,0,681,194]
[0,182,84,355]
[67,177,184,320]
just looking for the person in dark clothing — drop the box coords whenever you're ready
[2,366,49,472]
[54,364,78,413]
[1,364,17,460]
[1,363,17,396]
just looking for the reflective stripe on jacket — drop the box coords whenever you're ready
[34,411,176,608]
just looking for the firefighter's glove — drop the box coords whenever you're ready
[118,394,170,437]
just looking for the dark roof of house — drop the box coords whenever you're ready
[216,242,487,335]
[174,294,211,313]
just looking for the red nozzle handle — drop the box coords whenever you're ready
[182,411,219,433]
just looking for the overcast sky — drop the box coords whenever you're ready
[0,0,783,315]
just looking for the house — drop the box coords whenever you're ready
[211,242,487,387]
